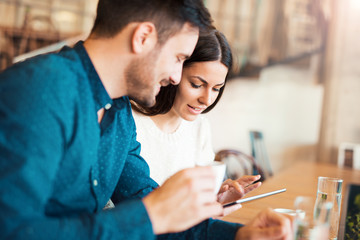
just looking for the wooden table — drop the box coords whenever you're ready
[222,160,360,224]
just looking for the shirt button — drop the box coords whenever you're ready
[93,179,98,187]
[104,103,111,110]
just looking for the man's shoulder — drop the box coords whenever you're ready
[3,47,81,79]
[32,46,83,74]
[0,46,89,111]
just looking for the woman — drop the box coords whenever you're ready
[131,30,261,205]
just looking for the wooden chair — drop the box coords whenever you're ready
[249,130,273,179]
[215,149,266,181]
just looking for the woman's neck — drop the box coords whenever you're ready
[150,110,182,133]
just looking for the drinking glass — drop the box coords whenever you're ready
[314,177,343,240]
[294,196,332,240]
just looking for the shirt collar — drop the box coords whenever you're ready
[73,41,113,111]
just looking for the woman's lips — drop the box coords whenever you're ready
[187,104,204,114]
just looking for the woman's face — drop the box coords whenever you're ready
[171,61,228,121]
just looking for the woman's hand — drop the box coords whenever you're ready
[217,175,262,205]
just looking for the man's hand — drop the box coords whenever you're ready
[235,208,294,240]
[217,175,262,205]
[142,167,223,234]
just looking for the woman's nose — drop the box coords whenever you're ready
[199,90,212,106]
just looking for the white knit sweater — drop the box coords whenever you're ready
[132,110,215,185]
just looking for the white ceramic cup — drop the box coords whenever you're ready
[210,161,226,194]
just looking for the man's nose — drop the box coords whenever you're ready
[169,65,183,85]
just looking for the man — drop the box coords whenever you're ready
[0,0,293,239]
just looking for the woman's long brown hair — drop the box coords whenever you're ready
[131,29,233,116]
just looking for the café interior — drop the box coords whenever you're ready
[0,0,359,238]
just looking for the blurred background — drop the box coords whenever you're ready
[0,0,359,173]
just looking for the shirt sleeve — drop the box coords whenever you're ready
[0,65,155,240]
[157,218,243,240]
[111,116,159,203]
[111,118,244,240]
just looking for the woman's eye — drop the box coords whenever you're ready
[191,83,201,89]
[213,88,221,92]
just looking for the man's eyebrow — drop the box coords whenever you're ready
[191,76,225,86]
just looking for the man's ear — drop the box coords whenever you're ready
[131,22,158,54]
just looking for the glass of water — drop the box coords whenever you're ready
[294,196,332,240]
[314,177,343,240]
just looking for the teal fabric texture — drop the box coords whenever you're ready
[0,42,242,239]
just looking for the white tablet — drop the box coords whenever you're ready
[223,188,286,208]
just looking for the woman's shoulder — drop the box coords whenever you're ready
[131,108,151,123]
[131,109,162,137]
[131,108,142,119]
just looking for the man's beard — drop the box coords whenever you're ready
[125,50,159,107]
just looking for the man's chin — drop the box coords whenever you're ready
[144,99,156,107]
[132,97,156,108]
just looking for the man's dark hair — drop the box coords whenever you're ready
[91,0,213,44]
[132,29,233,115]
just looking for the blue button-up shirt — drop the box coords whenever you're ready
[0,42,241,239]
